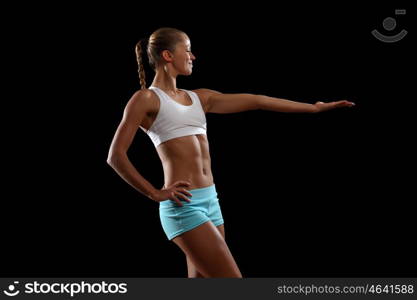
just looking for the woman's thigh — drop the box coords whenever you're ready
[172,221,241,278]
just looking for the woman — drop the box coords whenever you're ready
[107,27,355,278]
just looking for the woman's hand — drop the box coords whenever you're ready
[150,181,193,206]
[314,100,355,113]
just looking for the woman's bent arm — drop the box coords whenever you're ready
[107,90,158,200]
[107,151,158,200]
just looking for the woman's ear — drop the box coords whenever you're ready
[161,50,174,63]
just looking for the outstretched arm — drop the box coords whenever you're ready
[194,89,355,114]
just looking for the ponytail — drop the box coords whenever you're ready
[134,28,186,90]
[135,39,147,90]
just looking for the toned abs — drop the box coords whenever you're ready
[141,89,213,190]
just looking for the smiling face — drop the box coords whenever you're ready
[170,35,196,75]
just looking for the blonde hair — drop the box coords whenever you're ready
[135,27,186,90]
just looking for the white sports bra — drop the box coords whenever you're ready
[140,86,207,147]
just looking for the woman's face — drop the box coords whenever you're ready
[171,36,196,75]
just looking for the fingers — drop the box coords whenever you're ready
[170,192,183,207]
[174,191,192,203]
[170,190,192,206]
[179,187,193,197]
[166,181,193,205]
[342,101,355,107]
[334,100,355,107]
[171,181,193,203]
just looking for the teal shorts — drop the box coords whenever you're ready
[159,184,224,240]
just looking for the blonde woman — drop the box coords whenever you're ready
[107,27,355,278]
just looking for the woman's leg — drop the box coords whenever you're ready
[185,224,226,278]
[173,222,241,278]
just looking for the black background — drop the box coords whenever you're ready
[2,2,415,277]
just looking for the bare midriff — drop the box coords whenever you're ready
[156,134,214,190]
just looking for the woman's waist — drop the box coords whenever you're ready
[162,157,211,172]
[164,173,214,191]
[159,183,218,208]
[163,163,213,186]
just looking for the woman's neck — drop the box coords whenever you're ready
[151,69,179,96]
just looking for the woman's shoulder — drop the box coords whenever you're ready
[132,88,161,104]
[131,88,158,100]
[192,88,222,95]
[191,88,222,101]
[126,88,159,112]
[191,88,222,113]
